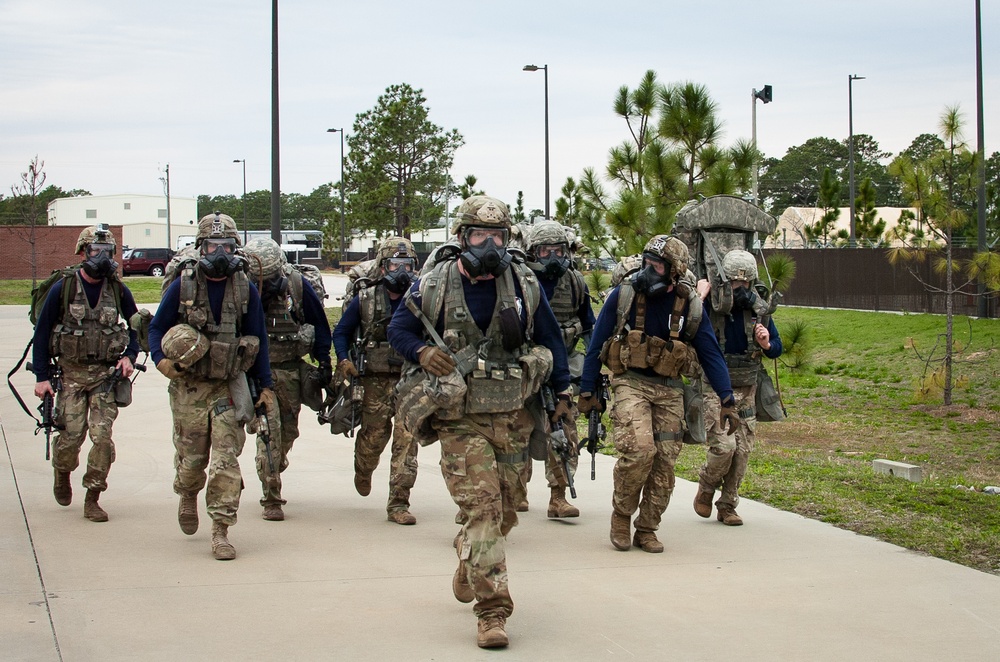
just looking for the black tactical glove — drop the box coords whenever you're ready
[318,361,333,387]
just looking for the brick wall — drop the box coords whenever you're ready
[0,226,125,280]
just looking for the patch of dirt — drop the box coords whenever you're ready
[912,404,1000,424]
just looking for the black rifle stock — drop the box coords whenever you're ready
[583,374,610,481]
[541,384,576,499]
[26,361,63,460]
[101,361,147,396]
[247,376,276,473]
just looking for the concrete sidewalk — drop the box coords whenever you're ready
[2,300,999,661]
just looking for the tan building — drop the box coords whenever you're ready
[46,194,198,250]
[766,206,917,248]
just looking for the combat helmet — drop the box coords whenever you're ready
[75,225,117,254]
[376,236,418,267]
[195,212,241,247]
[526,220,572,279]
[527,220,569,253]
[642,235,689,280]
[161,323,211,369]
[377,236,418,294]
[451,196,513,278]
[451,195,511,235]
[722,249,758,282]
[243,238,287,280]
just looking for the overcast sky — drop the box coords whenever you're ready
[1,0,996,214]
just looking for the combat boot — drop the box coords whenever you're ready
[717,505,744,526]
[632,530,664,553]
[387,509,417,525]
[262,504,284,521]
[610,511,631,551]
[354,471,372,497]
[477,613,509,648]
[83,489,108,522]
[178,493,199,535]
[515,498,529,512]
[53,470,72,506]
[452,560,474,603]
[211,521,236,560]
[547,487,580,518]
[693,486,715,518]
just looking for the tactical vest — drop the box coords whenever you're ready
[49,271,129,365]
[710,305,771,388]
[178,267,259,380]
[417,259,546,414]
[358,282,404,375]
[599,279,703,380]
[262,270,314,365]
[548,269,586,352]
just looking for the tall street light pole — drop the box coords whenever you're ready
[327,128,346,270]
[233,159,247,244]
[270,0,281,244]
[751,84,772,206]
[848,74,865,247]
[523,64,549,219]
[975,0,988,317]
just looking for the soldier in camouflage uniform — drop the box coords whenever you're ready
[694,249,782,526]
[242,238,332,522]
[578,235,738,553]
[333,236,420,525]
[32,226,141,522]
[387,196,571,649]
[148,213,274,560]
[520,220,596,518]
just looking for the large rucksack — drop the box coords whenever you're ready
[289,263,327,303]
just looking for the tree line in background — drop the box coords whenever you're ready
[4,75,999,260]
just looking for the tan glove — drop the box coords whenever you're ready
[156,359,182,380]
[551,395,573,424]
[256,387,276,413]
[337,359,359,379]
[577,393,599,415]
[418,346,456,377]
[720,398,740,436]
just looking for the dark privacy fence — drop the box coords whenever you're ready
[761,248,998,318]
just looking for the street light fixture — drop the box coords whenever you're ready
[233,159,247,244]
[751,84,772,206]
[523,64,550,219]
[848,74,865,247]
[326,128,346,269]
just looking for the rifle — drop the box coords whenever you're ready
[541,383,576,499]
[247,376,276,473]
[582,374,610,481]
[101,360,147,396]
[25,362,63,461]
[346,328,367,438]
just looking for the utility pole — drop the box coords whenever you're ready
[975,0,988,317]
[848,74,865,247]
[164,163,172,250]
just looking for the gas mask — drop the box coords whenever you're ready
[260,273,289,304]
[534,245,571,280]
[460,227,512,278]
[631,254,672,298]
[199,239,244,278]
[382,258,415,294]
[732,285,758,310]
[82,243,118,279]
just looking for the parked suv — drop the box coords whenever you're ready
[123,248,174,277]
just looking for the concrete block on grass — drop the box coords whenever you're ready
[873,459,922,483]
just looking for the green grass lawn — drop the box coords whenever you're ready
[6,274,999,574]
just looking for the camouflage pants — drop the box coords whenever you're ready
[440,409,531,619]
[169,375,246,527]
[355,374,418,512]
[256,365,302,507]
[699,384,756,509]
[520,407,580,490]
[609,374,685,533]
[52,362,119,492]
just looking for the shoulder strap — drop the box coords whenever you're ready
[510,263,540,337]
[615,281,636,336]
[287,268,304,319]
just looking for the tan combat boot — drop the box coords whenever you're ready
[610,511,631,551]
[547,487,580,518]
[477,614,509,648]
[452,560,474,603]
[211,521,236,560]
[693,486,714,518]
[262,504,284,521]
[178,494,199,535]
[515,498,529,512]
[632,530,664,553]
[83,489,108,522]
[717,505,744,526]
[53,470,72,506]
[387,509,417,525]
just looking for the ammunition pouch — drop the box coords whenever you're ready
[50,323,128,365]
[395,365,467,446]
[365,341,404,375]
[299,361,325,412]
[193,336,260,381]
[465,362,524,414]
[268,323,314,364]
[114,378,133,407]
[725,354,761,388]
[601,330,693,379]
